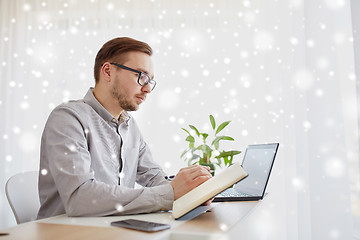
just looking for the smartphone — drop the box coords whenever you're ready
[111,219,171,232]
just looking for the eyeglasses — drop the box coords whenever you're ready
[110,62,156,91]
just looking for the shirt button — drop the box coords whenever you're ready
[111,118,117,123]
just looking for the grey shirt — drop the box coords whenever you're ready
[37,88,174,219]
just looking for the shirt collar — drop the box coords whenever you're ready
[83,88,131,125]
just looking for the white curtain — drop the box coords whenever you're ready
[0,0,359,238]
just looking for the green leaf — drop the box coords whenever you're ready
[201,133,209,142]
[185,135,195,148]
[223,156,229,166]
[180,149,189,158]
[215,121,231,135]
[187,154,200,166]
[196,144,213,156]
[181,128,190,135]
[198,157,206,165]
[221,136,234,141]
[215,150,241,158]
[211,136,235,149]
[227,155,234,167]
[209,115,216,130]
[189,125,200,137]
[185,135,195,142]
[216,157,222,166]
[181,148,196,159]
[191,153,200,160]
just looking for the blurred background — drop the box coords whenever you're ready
[0,0,359,239]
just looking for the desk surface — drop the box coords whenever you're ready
[0,201,260,240]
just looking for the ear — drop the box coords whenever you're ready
[100,62,112,83]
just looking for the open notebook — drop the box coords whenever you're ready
[172,162,248,219]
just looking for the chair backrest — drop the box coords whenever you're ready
[5,171,40,224]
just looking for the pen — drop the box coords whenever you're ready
[165,175,175,181]
[165,170,214,181]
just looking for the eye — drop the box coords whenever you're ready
[139,73,149,84]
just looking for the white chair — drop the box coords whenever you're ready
[5,171,40,224]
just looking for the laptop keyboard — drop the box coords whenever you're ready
[219,188,252,197]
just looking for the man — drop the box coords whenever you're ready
[37,37,212,219]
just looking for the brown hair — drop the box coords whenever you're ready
[94,37,153,83]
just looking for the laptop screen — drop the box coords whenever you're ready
[234,143,278,196]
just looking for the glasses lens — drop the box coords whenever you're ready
[138,73,156,90]
[138,73,149,86]
[149,80,156,90]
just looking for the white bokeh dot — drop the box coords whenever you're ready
[115,204,124,212]
[164,162,171,169]
[6,155,13,162]
[292,177,304,190]
[178,118,185,125]
[9,81,16,87]
[19,132,37,152]
[180,69,189,77]
[67,144,76,152]
[169,116,176,123]
[293,69,314,91]
[325,158,344,178]
[20,101,30,110]
[157,89,179,109]
[254,31,274,51]
[219,223,228,231]
[172,134,180,143]
[41,169,48,176]
[13,126,21,134]
[303,121,312,131]
[203,69,210,76]
[323,0,345,10]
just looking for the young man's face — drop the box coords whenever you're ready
[110,51,154,112]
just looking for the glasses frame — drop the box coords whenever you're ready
[109,62,156,91]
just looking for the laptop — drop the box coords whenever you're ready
[213,143,279,202]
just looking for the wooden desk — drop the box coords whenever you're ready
[0,202,260,240]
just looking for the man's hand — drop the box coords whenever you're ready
[202,198,214,206]
[170,165,212,200]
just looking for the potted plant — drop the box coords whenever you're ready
[180,115,241,175]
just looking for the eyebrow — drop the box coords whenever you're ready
[136,68,154,80]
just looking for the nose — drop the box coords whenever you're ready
[141,83,152,93]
